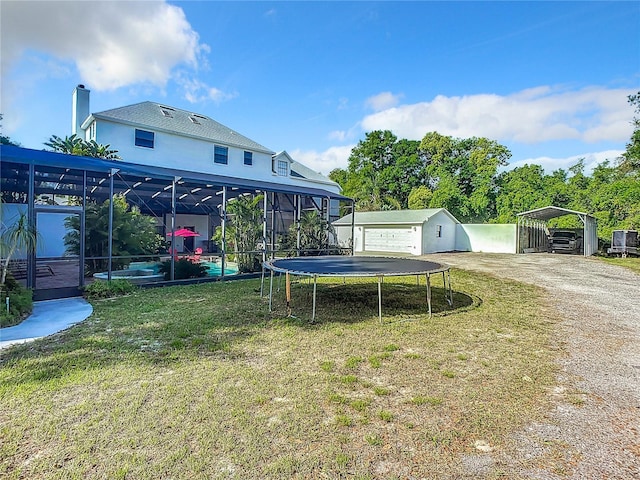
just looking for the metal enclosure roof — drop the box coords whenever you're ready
[0,145,351,203]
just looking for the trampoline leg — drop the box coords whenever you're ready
[441,270,452,306]
[426,273,432,317]
[416,275,419,286]
[312,275,318,322]
[286,272,292,317]
[260,266,265,297]
[378,276,383,324]
[269,269,274,312]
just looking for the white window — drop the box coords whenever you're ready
[277,159,288,176]
[89,121,96,140]
[436,225,442,238]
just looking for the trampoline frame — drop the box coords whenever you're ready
[261,256,453,323]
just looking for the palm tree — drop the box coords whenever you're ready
[0,209,41,290]
[45,134,120,160]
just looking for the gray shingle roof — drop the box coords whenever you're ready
[91,101,273,154]
[333,209,459,225]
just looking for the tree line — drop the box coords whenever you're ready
[329,93,640,241]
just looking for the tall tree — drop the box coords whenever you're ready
[420,132,511,222]
[619,91,640,174]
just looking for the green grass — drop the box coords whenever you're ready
[597,256,640,275]
[0,270,560,478]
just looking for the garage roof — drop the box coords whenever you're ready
[333,208,460,226]
[517,206,595,221]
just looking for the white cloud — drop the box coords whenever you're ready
[361,86,636,144]
[290,145,355,175]
[509,150,624,174]
[1,1,208,91]
[177,75,237,104]
[365,91,403,112]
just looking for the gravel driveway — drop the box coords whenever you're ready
[424,252,639,479]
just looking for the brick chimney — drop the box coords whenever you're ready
[72,84,90,135]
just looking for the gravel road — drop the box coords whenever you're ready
[424,252,640,479]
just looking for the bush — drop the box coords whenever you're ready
[158,258,207,280]
[0,273,33,327]
[83,279,137,300]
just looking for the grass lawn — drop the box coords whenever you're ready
[1,270,560,479]
[597,255,640,275]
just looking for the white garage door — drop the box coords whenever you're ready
[364,227,417,254]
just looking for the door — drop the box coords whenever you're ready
[34,209,83,300]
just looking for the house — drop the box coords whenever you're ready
[70,84,343,253]
[72,85,340,194]
[333,209,460,255]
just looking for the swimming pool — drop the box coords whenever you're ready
[129,261,239,278]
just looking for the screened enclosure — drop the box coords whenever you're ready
[1,146,353,300]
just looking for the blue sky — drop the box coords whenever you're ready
[2,1,638,175]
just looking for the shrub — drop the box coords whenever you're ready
[83,279,137,300]
[0,273,33,327]
[158,258,207,280]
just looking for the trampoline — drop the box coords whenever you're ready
[261,256,452,323]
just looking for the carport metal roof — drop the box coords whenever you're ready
[517,206,595,222]
[516,205,598,256]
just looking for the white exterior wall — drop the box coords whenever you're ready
[455,224,517,253]
[94,120,341,193]
[422,211,457,253]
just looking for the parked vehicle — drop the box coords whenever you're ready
[548,230,578,254]
[607,230,638,257]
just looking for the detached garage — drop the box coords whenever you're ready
[334,209,460,255]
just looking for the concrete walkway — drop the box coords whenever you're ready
[0,297,93,350]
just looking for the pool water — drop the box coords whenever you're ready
[201,261,238,276]
[131,261,238,277]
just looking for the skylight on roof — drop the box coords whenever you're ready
[189,116,201,125]
[159,105,175,117]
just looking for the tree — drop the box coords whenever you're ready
[1,209,41,290]
[64,195,164,274]
[218,194,264,273]
[332,131,424,210]
[407,185,433,210]
[619,91,640,174]
[45,134,120,160]
[420,132,511,222]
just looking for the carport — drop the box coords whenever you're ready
[516,206,598,256]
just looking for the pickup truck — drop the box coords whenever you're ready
[549,230,578,254]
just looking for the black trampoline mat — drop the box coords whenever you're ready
[265,256,448,277]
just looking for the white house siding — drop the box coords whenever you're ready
[94,121,342,195]
[455,224,517,253]
[421,210,458,253]
[96,120,273,180]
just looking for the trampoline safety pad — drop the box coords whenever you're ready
[261,256,453,323]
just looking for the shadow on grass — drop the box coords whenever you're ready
[267,280,480,326]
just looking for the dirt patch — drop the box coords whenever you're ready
[423,252,640,478]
